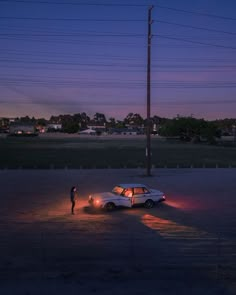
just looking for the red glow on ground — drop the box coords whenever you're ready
[141,214,210,238]
[15,197,113,225]
[165,195,206,211]
[165,200,187,209]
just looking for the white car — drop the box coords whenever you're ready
[88,183,166,210]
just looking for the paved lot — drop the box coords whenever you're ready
[0,168,236,294]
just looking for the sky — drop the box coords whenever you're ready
[0,0,236,120]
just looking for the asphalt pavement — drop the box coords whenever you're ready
[0,168,236,294]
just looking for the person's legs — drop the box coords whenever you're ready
[71,200,75,214]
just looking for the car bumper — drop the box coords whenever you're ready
[159,196,166,202]
[88,199,104,209]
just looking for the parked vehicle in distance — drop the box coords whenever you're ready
[88,183,166,210]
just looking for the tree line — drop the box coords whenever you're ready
[1,112,236,143]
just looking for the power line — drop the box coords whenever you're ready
[1,17,236,35]
[155,19,236,36]
[0,0,148,7]
[2,49,236,63]
[2,64,235,73]
[0,32,145,37]
[156,34,236,50]
[2,79,236,87]
[0,36,144,46]
[2,33,234,43]
[0,59,147,67]
[1,29,234,42]
[3,58,236,68]
[1,76,236,88]
[1,98,235,106]
[1,0,236,23]
[2,74,236,82]
[2,34,236,50]
[155,4,236,21]
[1,26,146,35]
[0,16,146,22]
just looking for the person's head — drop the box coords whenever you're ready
[71,186,76,192]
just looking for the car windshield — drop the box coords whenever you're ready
[112,186,124,195]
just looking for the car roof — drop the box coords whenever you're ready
[117,183,147,188]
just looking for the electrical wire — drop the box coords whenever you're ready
[0,0,148,7]
[155,4,236,21]
[0,16,146,22]
[156,34,236,50]
[154,19,236,36]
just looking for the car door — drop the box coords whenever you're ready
[118,188,133,207]
[118,195,132,207]
[143,186,153,201]
[133,187,147,205]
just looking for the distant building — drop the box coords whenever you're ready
[9,122,37,136]
[79,128,96,135]
[109,128,140,135]
[35,124,47,133]
[0,117,10,133]
[87,124,107,135]
[47,123,62,131]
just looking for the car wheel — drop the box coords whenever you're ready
[144,199,155,209]
[105,202,115,211]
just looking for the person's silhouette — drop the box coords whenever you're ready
[70,186,77,214]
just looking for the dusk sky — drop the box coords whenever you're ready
[0,0,236,120]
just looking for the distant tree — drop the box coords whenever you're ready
[20,116,32,123]
[107,117,116,128]
[124,113,143,126]
[158,116,199,137]
[59,114,78,133]
[158,115,221,144]
[80,112,90,128]
[63,121,79,133]
[200,121,220,144]
[93,113,107,124]
[49,115,61,124]
[124,113,133,125]
[116,120,126,129]
[48,112,92,133]
[213,118,236,135]
[36,118,47,126]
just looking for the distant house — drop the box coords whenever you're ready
[9,122,37,136]
[0,117,10,133]
[109,128,140,135]
[35,124,47,133]
[87,124,107,135]
[47,123,62,132]
[79,128,96,135]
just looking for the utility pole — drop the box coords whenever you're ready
[146,5,153,176]
[233,124,236,144]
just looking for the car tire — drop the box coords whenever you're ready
[105,202,115,211]
[144,199,155,209]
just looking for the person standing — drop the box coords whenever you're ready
[70,186,78,215]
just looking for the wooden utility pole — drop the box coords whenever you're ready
[146,5,153,176]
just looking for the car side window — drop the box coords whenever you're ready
[143,187,149,194]
[123,188,133,197]
[134,187,144,195]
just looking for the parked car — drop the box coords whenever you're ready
[88,183,166,210]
